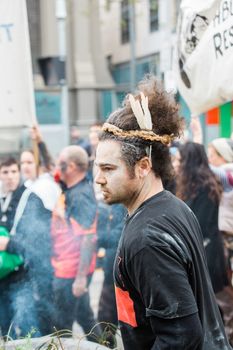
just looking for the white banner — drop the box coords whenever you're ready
[176,0,233,115]
[0,0,35,128]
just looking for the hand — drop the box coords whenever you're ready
[190,116,203,144]
[0,236,9,251]
[72,275,88,297]
[30,125,42,143]
[190,116,201,132]
[53,207,65,220]
[53,194,66,219]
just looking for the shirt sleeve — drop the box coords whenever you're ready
[69,189,97,229]
[210,165,233,191]
[150,313,203,349]
[128,243,198,320]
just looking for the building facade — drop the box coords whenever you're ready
[26,0,114,155]
[99,0,180,105]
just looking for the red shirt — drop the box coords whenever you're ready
[51,180,97,279]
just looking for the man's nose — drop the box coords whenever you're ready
[8,173,14,179]
[95,169,106,185]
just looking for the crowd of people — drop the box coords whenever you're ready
[0,125,125,344]
[0,76,233,349]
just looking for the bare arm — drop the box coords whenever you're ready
[72,234,96,297]
[190,116,203,144]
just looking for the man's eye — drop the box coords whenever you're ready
[103,167,113,171]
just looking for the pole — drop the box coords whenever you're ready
[56,0,69,146]
[129,1,136,92]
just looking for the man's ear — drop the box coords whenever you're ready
[137,157,152,178]
[68,161,76,172]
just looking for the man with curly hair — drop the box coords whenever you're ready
[94,76,232,349]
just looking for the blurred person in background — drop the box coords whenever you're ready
[88,123,103,181]
[208,138,233,343]
[89,123,103,160]
[0,125,61,338]
[51,145,100,341]
[208,138,233,261]
[208,138,233,169]
[190,120,233,343]
[0,157,25,336]
[20,125,54,185]
[20,150,37,184]
[176,142,228,294]
[70,125,91,156]
[190,117,233,189]
[162,143,180,194]
[191,118,233,287]
[97,203,126,348]
[0,158,24,231]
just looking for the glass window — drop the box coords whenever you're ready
[172,0,181,32]
[150,0,159,32]
[121,0,130,44]
[111,53,161,91]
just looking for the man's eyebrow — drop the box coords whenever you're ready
[94,161,116,167]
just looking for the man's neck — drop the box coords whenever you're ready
[127,174,163,216]
[0,188,11,198]
[66,172,86,188]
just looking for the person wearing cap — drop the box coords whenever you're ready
[206,137,233,190]
[209,138,233,292]
[190,117,233,189]
[209,138,233,168]
[208,138,233,230]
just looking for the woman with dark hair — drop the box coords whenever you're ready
[176,141,228,294]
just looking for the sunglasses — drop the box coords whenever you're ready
[58,161,68,173]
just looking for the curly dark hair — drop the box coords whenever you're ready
[176,142,222,203]
[100,75,184,181]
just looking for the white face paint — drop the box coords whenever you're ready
[95,140,139,206]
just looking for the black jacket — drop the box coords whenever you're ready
[0,184,26,232]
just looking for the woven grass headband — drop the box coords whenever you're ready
[102,93,174,146]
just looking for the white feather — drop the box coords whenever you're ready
[129,93,152,130]
[128,94,145,129]
[140,92,152,130]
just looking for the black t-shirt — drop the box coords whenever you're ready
[114,190,231,350]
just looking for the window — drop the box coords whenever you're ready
[172,0,181,32]
[121,0,130,44]
[150,0,159,32]
[111,53,160,89]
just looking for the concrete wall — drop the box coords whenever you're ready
[99,0,178,68]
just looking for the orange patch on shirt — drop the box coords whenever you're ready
[115,286,137,327]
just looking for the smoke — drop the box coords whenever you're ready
[9,279,41,338]
[0,183,126,340]
[1,192,55,339]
